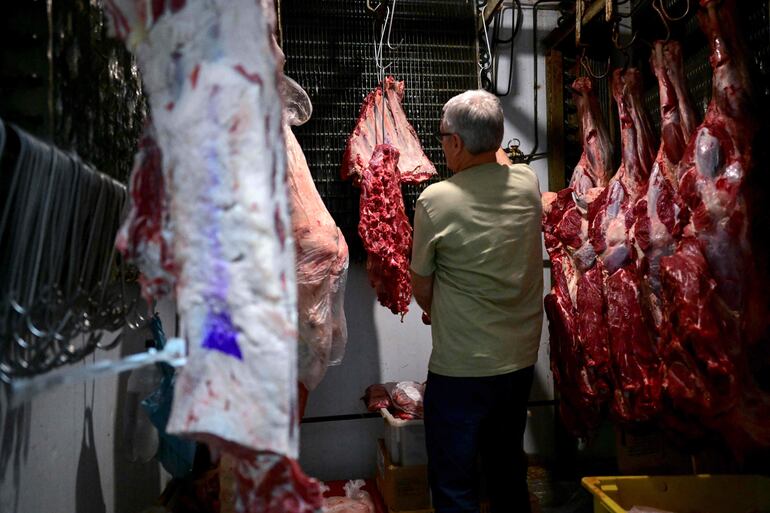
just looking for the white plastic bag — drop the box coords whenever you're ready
[322,479,375,513]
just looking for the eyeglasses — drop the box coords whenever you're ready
[434,131,454,143]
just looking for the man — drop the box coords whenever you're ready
[410,90,543,513]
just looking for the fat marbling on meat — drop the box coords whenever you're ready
[341,76,436,185]
[589,68,659,424]
[542,77,613,437]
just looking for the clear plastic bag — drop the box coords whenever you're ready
[322,480,375,513]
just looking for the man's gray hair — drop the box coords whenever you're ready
[441,90,504,155]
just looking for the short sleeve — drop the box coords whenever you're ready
[410,198,437,276]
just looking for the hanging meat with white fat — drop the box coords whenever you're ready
[630,40,696,333]
[106,1,322,511]
[341,76,436,185]
[569,77,613,195]
[542,76,613,437]
[285,123,349,392]
[660,0,770,454]
[589,68,660,424]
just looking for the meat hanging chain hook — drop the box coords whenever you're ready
[478,0,493,71]
[611,18,638,51]
[652,0,672,42]
[580,47,611,80]
[372,9,391,145]
[656,0,691,22]
[385,0,403,50]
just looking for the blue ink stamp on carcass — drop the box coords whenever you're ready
[202,310,242,360]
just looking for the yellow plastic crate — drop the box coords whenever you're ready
[582,475,770,513]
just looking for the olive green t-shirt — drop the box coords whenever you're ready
[410,162,543,377]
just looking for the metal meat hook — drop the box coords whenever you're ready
[611,19,637,51]
[655,0,691,22]
[652,0,672,42]
[580,47,611,80]
[385,0,403,50]
[478,0,493,70]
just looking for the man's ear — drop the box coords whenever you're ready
[450,133,462,151]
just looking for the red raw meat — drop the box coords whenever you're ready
[542,77,614,437]
[363,384,392,412]
[677,0,758,316]
[358,144,413,316]
[230,452,323,513]
[659,238,738,419]
[544,251,602,436]
[630,40,696,332]
[391,381,424,419]
[589,69,659,424]
[115,126,176,302]
[590,69,657,276]
[575,264,611,402]
[605,265,661,423]
[341,77,436,185]
[569,77,613,194]
[660,0,770,454]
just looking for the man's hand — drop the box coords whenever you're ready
[411,270,434,318]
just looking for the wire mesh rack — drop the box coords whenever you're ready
[280,0,479,260]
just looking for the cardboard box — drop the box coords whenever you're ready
[376,439,431,511]
[381,408,428,466]
[615,427,691,475]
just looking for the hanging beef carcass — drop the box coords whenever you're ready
[106,1,322,510]
[282,76,349,393]
[286,126,349,392]
[542,77,613,436]
[624,40,706,438]
[341,77,430,316]
[588,68,659,424]
[544,240,605,436]
[358,144,413,316]
[676,0,759,322]
[341,76,436,185]
[569,77,614,195]
[630,41,696,333]
[659,0,770,453]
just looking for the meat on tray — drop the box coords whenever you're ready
[341,76,436,185]
[358,144,413,316]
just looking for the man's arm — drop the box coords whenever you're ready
[411,270,434,317]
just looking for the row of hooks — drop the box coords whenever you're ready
[580,0,693,79]
[0,120,151,382]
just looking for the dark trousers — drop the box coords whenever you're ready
[424,366,534,513]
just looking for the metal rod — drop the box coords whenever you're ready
[525,0,563,164]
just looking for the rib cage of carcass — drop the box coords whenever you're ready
[543,0,770,455]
